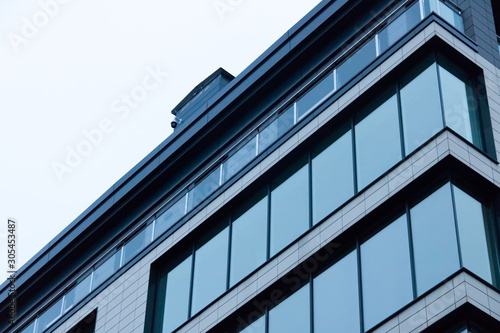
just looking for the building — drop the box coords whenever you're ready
[3,0,500,332]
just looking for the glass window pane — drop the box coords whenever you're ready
[270,163,309,256]
[230,196,268,287]
[401,63,443,154]
[423,0,438,16]
[314,251,360,333]
[378,2,421,53]
[92,251,121,288]
[188,167,221,210]
[155,196,186,238]
[361,215,413,330]
[439,65,474,142]
[223,137,257,182]
[296,72,334,119]
[454,186,493,283]
[411,183,460,295]
[269,284,310,333]
[192,227,229,314]
[63,274,92,312]
[36,298,63,332]
[239,316,266,333]
[337,38,377,88]
[258,106,295,153]
[312,129,354,224]
[438,1,464,32]
[163,256,192,333]
[20,321,36,333]
[123,224,153,263]
[356,94,401,189]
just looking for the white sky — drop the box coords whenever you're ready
[0,0,322,280]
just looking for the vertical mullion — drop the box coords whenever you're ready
[351,117,358,194]
[187,244,196,319]
[265,306,270,333]
[227,216,232,291]
[396,83,406,158]
[450,181,464,268]
[356,240,364,333]
[435,53,447,129]
[309,276,315,333]
[267,184,272,260]
[406,203,418,299]
[308,151,313,229]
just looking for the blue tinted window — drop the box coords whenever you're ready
[296,72,335,119]
[378,1,421,53]
[410,183,459,295]
[155,196,186,238]
[123,224,153,263]
[36,298,63,333]
[188,167,221,210]
[401,63,443,154]
[230,196,268,286]
[314,251,360,333]
[356,94,401,189]
[337,38,377,87]
[63,274,92,312]
[361,215,413,330]
[438,1,464,32]
[163,256,192,333]
[270,163,309,256]
[92,251,121,288]
[269,284,310,333]
[240,316,266,333]
[454,186,493,283]
[223,137,257,182]
[312,129,353,224]
[259,106,295,153]
[192,227,229,314]
[19,321,36,333]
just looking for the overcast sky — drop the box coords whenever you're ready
[0,0,322,280]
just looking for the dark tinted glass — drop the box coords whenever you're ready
[314,250,360,333]
[155,196,186,238]
[92,251,121,288]
[296,72,335,119]
[356,94,401,189]
[361,215,413,330]
[223,137,257,182]
[337,38,377,87]
[401,62,443,154]
[163,255,192,333]
[410,183,459,295]
[379,1,421,53]
[259,106,295,153]
[192,227,229,314]
[188,167,221,210]
[312,129,353,224]
[123,224,153,263]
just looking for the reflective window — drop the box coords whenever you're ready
[63,274,92,312]
[439,65,479,145]
[239,316,266,333]
[314,250,360,333]
[379,1,421,53]
[230,195,268,287]
[36,298,63,333]
[259,106,295,153]
[312,128,353,224]
[162,256,192,333]
[92,251,121,288]
[337,38,377,87]
[155,196,186,238]
[296,72,335,119]
[268,284,310,333]
[188,167,221,210]
[123,224,153,263]
[191,227,229,314]
[438,1,464,32]
[223,137,258,182]
[19,321,36,333]
[454,186,493,283]
[401,63,443,154]
[361,215,413,330]
[356,94,401,189]
[270,162,309,256]
[411,183,459,295]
